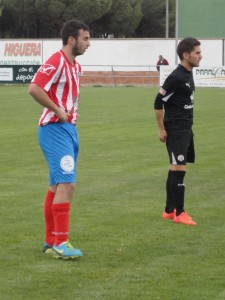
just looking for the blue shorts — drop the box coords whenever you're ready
[38,123,79,186]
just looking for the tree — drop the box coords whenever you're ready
[135,0,175,38]
[91,0,143,37]
[36,0,113,37]
[0,5,17,37]
[1,0,111,38]
[63,0,112,23]
[0,0,175,38]
[36,0,66,37]
[0,0,39,37]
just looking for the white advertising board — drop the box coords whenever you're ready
[160,65,225,87]
[0,40,42,65]
[0,67,13,81]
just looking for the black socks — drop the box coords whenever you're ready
[165,170,174,213]
[165,170,186,216]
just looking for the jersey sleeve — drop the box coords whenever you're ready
[154,71,179,109]
[154,93,164,110]
[32,52,61,92]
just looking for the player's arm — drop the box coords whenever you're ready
[154,72,178,142]
[154,93,167,143]
[28,83,68,122]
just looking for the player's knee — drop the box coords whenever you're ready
[57,183,75,200]
[171,164,186,172]
[65,183,75,196]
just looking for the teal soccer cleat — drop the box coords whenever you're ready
[52,241,83,259]
[43,242,53,255]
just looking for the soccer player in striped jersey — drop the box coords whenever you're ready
[28,20,90,259]
[154,37,202,226]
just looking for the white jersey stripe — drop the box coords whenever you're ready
[56,67,66,110]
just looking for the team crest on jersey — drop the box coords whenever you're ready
[39,64,56,76]
[159,87,166,95]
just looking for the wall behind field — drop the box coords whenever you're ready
[0,38,224,71]
[43,39,224,71]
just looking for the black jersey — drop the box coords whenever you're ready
[154,64,195,130]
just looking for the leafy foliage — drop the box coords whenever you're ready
[93,0,143,37]
[0,0,176,38]
[136,0,175,37]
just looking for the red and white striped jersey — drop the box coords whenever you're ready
[32,50,81,126]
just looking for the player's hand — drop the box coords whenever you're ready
[56,110,69,123]
[159,129,167,143]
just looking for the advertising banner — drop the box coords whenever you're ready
[0,65,40,84]
[0,40,42,65]
[160,66,225,88]
[0,67,13,81]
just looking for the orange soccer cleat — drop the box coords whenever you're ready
[162,210,175,220]
[173,212,197,226]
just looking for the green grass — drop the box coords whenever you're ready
[1,85,225,300]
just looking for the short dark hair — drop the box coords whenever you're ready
[177,37,201,60]
[60,20,90,46]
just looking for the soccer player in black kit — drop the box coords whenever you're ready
[154,37,202,226]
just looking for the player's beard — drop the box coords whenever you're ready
[72,44,83,57]
[192,61,200,68]
[188,59,200,68]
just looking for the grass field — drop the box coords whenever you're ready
[1,85,225,300]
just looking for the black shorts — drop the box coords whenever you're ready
[166,129,195,165]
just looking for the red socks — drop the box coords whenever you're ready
[44,189,70,246]
[44,190,55,246]
[52,202,70,246]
